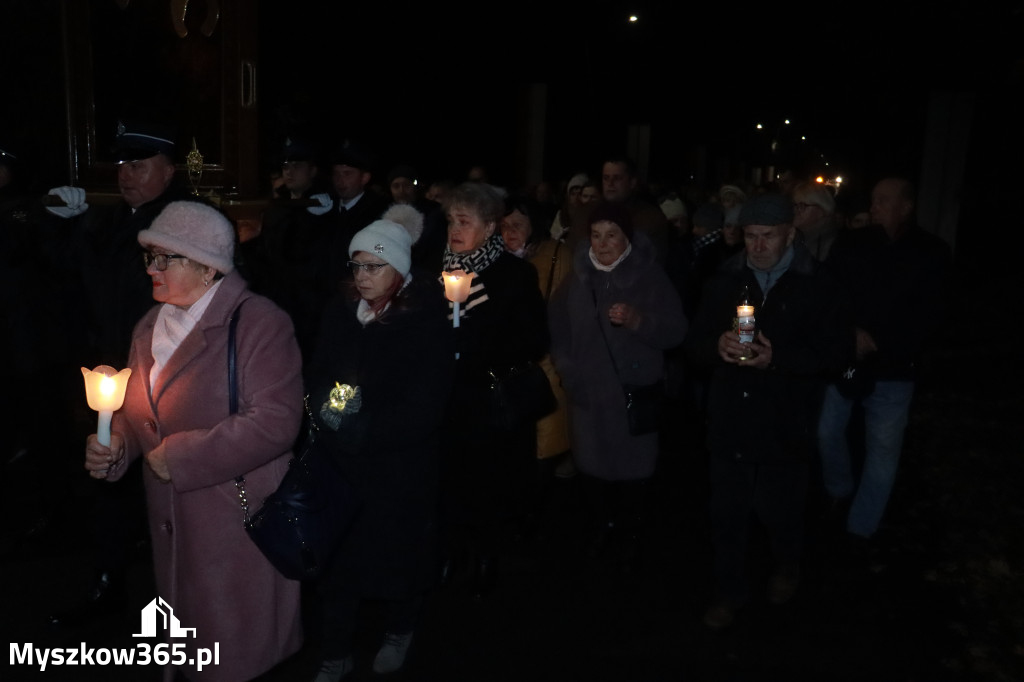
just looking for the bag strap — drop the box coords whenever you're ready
[590,286,624,383]
[227,303,252,525]
[544,240,563,300]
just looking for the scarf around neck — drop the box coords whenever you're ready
[748,244,795,298]
[442,234,505,321]
[589,241,633,272]
[442,233,505,274]
[150,280,223,391]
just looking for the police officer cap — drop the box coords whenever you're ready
[331,139,375,172]
[112,119,176,163]
[282,137,317,163]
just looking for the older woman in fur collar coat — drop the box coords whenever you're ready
[84,202,304,682]
[549,201,687,566]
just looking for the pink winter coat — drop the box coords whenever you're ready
[107,271,304,681]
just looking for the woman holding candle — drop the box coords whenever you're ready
[440,182,549,600]
[548,201,687,570]
[83,201,304,682]
[304,205,454,680]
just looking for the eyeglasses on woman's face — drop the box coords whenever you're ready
[142,252,188,271]
[348,260,390,275]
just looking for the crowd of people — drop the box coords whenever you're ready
[0,122,951,681]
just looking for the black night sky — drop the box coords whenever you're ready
[3,1,1023,225]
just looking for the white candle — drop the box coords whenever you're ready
[82,366,132,446]
[442,269,474,303]
[736,305,756,344]
[443,270,474,360]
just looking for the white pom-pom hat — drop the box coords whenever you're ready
[348,204,425,277]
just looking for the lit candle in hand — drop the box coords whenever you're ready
[442,269,474,359]
[82,366,131,446]
[736,305,755,344]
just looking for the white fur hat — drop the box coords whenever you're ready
[659,196,687,221]
[138,201,235,273]
[348,204,424,277]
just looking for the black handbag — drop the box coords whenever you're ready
[229,303,360,581]
[487,361,557,431]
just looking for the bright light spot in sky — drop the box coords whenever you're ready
[629,15,638,22]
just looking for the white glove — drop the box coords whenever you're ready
[306,193,334,216]
[46,186,89,218]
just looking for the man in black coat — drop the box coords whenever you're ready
[817,177,951,541]
[43,119,201,628]
[238,136,334,362]
[686,194,850,631]
[325,140,390,265]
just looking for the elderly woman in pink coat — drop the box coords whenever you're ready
[84,201,304,681]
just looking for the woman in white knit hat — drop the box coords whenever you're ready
[305,204,454,681]
[83,200,304,681]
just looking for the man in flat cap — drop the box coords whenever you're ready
[686,194,850,631]
[43,119,201,628]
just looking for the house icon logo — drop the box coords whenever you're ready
[132,597,197,638]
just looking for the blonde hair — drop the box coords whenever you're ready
[793,182,836,214]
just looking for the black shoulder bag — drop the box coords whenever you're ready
[230,303,360,580]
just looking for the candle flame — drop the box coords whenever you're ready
[100,375,116,397]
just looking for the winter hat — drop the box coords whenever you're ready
[138,201,235,273]
[660,196,687,221]
[348,204,425,277]
[588,200,634,241]
[718,184,747,205]
[737,193,794,227]
[567,173,589,193]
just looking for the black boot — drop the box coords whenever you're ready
[48,570,126,629]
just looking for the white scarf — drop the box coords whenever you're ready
[588,242,633,272]
[149,281,223,391]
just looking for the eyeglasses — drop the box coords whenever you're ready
[793,202,818,212]
[348,260,390,274]
[143,252,188,271]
